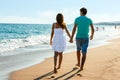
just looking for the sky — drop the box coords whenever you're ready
[0,0,120,24]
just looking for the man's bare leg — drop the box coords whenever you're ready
[80,54,86,70]
[76,50,81,67]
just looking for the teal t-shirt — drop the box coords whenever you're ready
[74,16,93,38]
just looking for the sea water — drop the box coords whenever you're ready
[0,23,120,80]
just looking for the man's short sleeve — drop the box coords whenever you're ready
[89,19,93,25]
[74,18,78,25]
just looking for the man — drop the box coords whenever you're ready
[69,7,95,71]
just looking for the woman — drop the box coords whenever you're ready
[50,13,71,73]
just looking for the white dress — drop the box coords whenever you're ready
[52,28,66,52]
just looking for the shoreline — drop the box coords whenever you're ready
[9,37,120,80]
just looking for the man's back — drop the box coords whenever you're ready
[75,16,92,38]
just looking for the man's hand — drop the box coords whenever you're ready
[90,35,93,40]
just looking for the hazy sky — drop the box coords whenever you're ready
[0,0,120,24]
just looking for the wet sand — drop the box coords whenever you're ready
[9,38,120,80]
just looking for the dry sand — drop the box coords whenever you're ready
[9,38,120,80]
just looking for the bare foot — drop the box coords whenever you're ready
[80,67,83,71]
[76,64,80,67]
[54,67,57,73]
[57,66,60,69]
[80,65,84,71]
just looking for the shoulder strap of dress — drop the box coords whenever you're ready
[53,23,57,29]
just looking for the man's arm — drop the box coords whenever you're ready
[90,24,94,40]
[69,24,77,43]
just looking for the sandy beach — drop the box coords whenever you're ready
[9,37,120,80]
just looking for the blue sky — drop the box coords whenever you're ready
[0,0,120,24]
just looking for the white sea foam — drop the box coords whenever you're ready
[0,35,50,53]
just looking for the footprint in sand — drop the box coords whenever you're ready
[99,56,120,80]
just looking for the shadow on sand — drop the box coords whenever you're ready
[34,67,82,80]
[34,71,54,80]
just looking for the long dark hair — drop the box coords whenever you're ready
[56,13,66,29]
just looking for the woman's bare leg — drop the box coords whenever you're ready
[54,51,58,73]
[57,52,63,69]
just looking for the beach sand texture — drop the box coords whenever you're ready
[9,38,120,80]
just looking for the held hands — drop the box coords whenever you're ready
[69,35,73,43]
[69,38,73,43]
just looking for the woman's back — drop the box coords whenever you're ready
[52,23,66,52]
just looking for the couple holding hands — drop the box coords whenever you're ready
[50,7,95,73]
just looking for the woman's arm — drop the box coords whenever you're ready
[69,24,77,43]
[64,25,71,38]
[50,23,54,45]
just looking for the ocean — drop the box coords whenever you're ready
[0,23,120,80]
[0,24,52,53]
